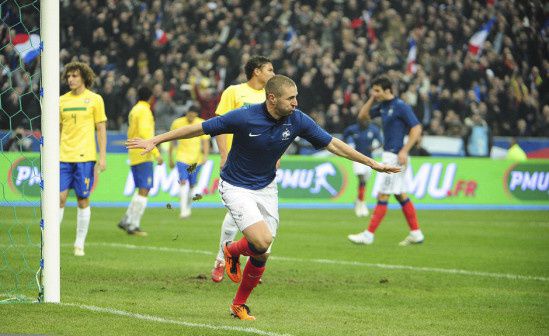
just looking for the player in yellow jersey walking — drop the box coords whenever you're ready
[118,87,163,236]
[169,106,210,218]
[59,62,107,257]
[211,56,275,282]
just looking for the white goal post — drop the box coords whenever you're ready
[40,0,60,303]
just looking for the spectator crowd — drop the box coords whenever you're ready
[1,0,548,143]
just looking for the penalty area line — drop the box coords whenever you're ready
[83,242,549,282]
[62,303,292,336]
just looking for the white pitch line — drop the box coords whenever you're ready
[85,242,549,282]
[61,303,292,336]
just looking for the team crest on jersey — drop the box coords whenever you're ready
[367,131,372,138]
[388,108,394,116]
[84,98,90,104]
[282,128,291,141]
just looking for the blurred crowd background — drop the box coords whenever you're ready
[1,0,548,144]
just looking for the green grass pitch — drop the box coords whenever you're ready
[1,207,548,335]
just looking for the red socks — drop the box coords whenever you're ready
[233,259,265,305]
[401,199,419,230]
[358,183,366,201]
[367,201,388,233]
[227,237,257,257]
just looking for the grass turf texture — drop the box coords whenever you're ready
[1,207,548,335]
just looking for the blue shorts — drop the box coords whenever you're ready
[60,161,95,198]
[131,162,154,189]
[176,162,202,186]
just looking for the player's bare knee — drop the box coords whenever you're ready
[249,236,271,254]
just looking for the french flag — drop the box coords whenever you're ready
[468,18,496,57]
[406,38,417,74]
[13,33,41,64]
[362,10,377,43]
[155,28,168,45]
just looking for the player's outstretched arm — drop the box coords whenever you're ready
[326,137,401,173]
[126,123,205,154]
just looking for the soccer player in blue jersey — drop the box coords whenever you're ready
[126,75,400,320]
[343,120,383,217]
[348,75,425,246]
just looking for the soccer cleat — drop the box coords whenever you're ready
[399,232,424,246]
[117,220,129,232]
[128,227,148,237]
[230,304,256,320]
[211,260,225,283]
[223,242,242,283]
[73,247,85,257]
[354,201,369,217]
[354,200,362,217]
[347,231,374,245]
[360,203,370,217]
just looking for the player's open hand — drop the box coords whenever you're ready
[126,138,155,154]
[372,162,401,173]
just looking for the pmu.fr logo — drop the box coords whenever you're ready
[275,161,348,199]
[7,157,42,197]
[504,163,549,201]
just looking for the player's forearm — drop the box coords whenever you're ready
[96,122,107,158]
[358,97,374,122]
[326,138,377,168]
[150,123,204,146]
[202,139,210,158]
[402,125,422,153]
[215,134,228,159]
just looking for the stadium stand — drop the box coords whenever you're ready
[1,0,548,140]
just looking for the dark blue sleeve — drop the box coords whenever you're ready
[202,108,244,136]
[297,111,333,149]
[399,102,420,128]
[373,125,383,143]
[342,125,353,142]
[370,104,381,118]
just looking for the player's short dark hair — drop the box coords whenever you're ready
[265,75,296,97]
[244,56,272,80]
[63,61,96,88]
[137,86,152,101]
[186,104,200,115]
[372,75,393,93]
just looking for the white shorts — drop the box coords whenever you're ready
[218,178,279,242]
[352,161,372,179]
[377,151,409,195]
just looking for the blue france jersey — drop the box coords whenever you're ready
[202,103,333,189]
[343,123,383,157]
[370,98,419,153]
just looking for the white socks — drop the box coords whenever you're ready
[180,183,190,217]
[74,206,91,249]
[128,194,148,230]
[216,212,238,261]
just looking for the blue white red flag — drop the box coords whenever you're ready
[13,33,41,64]
[406,38,417,74]
[468,19,496,57]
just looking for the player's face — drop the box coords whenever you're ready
[186,111,198,122]
[66,70,85,91]
[256,63,275,85]
[371,85,391,101]
[274,85,298,118]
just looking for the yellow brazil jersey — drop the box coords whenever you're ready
[60,89,107,162]
[170,117,210,165]
[127,101,160,165]
[214,83,265,150]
